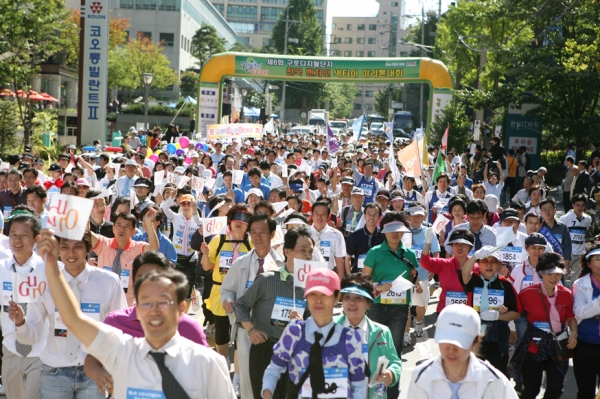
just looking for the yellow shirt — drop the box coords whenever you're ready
[507,155,518,178]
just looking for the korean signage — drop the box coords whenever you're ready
[431,88,452,127]
[504,113,542,170]
[81,0,108,145]
[234,56,421,81]
[199,82,219,137]
[207,123,263,141]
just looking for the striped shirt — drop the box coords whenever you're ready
[234,268,305,340]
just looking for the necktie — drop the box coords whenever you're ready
[351,211,358,229]
[474,231,482,250]
[65,279,81,361]
[480,276,497,312]
[256,258,265,277]
[149,352,191,399]
[15,303,32,357]
[449,382,462,399]
[309,332,327,398]
[112,248,125,277]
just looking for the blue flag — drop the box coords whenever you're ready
[352,112,367,142]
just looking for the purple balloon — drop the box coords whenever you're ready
[196,143,203,151]
[176,149,185,156]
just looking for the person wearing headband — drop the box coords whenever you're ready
[571,243,600,398]
[460,246,521,376]
[511,252,577,399]
[200,204,254,361]
[335,273,402,398]
[361,212,419,398]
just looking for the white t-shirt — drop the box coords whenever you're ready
[308,225,347,270]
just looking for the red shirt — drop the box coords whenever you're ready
[519,284,575,327]
[421,254,468,313]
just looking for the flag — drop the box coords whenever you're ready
[384,122,394,141]
[418,135,429,167]
[397,139,422,177]
[388,134,401,184]
[352,112,367,142]
[264,118,274,133]
[432,150,446,182]
[326,123,340,154]
[441,123,449,151]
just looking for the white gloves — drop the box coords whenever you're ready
[480,310,500,321]
[474,247,491,260]
[424,227,436,244]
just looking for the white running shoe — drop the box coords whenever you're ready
[414,320,424,337]
[403,332,411,346]
[204,323,215,338]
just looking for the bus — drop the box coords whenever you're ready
[392,111,415,139]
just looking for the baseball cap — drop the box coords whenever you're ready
[525,232,547,247]
[48,163,62,172]
[174,166,186,174]
[289,180,304,193]
[58,154,70,161]
[125,159,137,166]
[376,190,391,200]
[381,221,410,234]
[188,151,200,158]
[179,194,196,203]
[351,187,365,196]
[245,188,264,200]
[133,178,152,188]
[76,178,90,188]
[500,208,520,221]
[408,206,425,216]
[340,284,373,301]
[434,304,481,350]
[484,194,499,213]
[341,177,354,186]
[202,169,213,178]
[304,268,341,298]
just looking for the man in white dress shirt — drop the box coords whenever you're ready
[11,230,127,398]
[36,229,236,399]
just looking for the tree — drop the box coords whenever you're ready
[405,11,438,58]
[229,42,251,52]
[0,100,20,155]
[191,24,227,65]
[323,83,357,119]
[431,97,471,153]
[0,0,67,144]
[375,86,402,117]
[180,70,199,97]
[108,34,177,91]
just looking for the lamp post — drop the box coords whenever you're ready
[280,6,297,125]
[143,73,153,129]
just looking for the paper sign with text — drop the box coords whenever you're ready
[233,170,244,185]
[13,272,48,303]
[272,226,285,246]
[433,214,451,235]
[293,260,328,289]
[47,194,94,240]
[202,217,227,237]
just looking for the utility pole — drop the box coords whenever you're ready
[419,5,425,127]
[280,6,298,125]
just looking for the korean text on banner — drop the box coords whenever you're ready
[47,194,94,241]
[202,217,227,237]
[293,259,328,289]
[207,124,262,141]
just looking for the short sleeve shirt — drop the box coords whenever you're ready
[519,284,575,327]
[308,225,347,270]
[460,272,520,314]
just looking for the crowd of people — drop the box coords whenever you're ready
[0,127,597,399]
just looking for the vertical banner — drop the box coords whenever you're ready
[80,0,109,145]
[198,82,220,138]
[430,88,452,128]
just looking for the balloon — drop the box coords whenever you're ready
[196,143,203,151]
[149,154,159,163]
[175,143,181,149]
[179,137,190,148]
[176,149,185,156]
[146,149,153,158]
[184,157,191,164]
[201,143,208,151]
[155,150,161,155]
[167,143,177,154]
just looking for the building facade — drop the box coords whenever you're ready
[331,0,415,117]
[209,0,327,49]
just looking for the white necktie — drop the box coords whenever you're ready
[65,278,81,362]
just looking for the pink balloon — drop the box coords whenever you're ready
[184,157,192,164]
[149,154,159,162]
[179,137,190,148]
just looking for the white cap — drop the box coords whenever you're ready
[174,166,186,174]
[245,188,264,200]
[434,304,481,350]
[125,159,137,166]
[407,206,425,216]
[189,151,200,158]
[484,194,499,213]
[202,169,213,178]
[381,221,410,234]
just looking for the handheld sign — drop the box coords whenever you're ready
[154,170,165,187]
[11,272,48,303]
[202,217,227,237]
[47,194,94,241]
[272,202,288,215]
[233,170,244,185]
[204,178,216,191]
[293,260,328,289]
[272,226,285,246]
[176,175,191,189]
[433,214,451,235]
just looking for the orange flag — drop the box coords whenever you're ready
[397,139,422,177]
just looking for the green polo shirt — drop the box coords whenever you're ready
[364,240,418,305]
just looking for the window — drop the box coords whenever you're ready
[354,103,362,110]
[181,35,184,49]
[260,22,275,32]
[139,32,152,40]
[230,22,256,33]
[332,23,336,29]
[392,2,398,5]
[333,37,341,44]
[369,24,377,30]
[159,33,174,46]
[158,0,179,10]
[366,104,374,110]
[262,0,287,3]
[120,0,134,8]
[344,50,352,57]
[357,38,364,44]
[135,0,157,10]
[357,24,365,30]
[368,38,376,44]
[356,51,364,56]
[263,38,273,46]
[366,91,374,97]
[261,7,283,20]
[344,37,352,44]
[347,24,352,30]
[227,5,257,18]
[316,10,323,22]
[330,49,341,56]
[367,51,375,57]
[238,37,251,46]
[355,91,362,97]
[313,0,323,6]
[214,3,224,14]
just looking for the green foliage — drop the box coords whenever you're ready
[375,86,402,117]
[121,104,144,114]
[191,23,227,65]
[0,100,20,156]
[323,83,357,119]
[431,98,471,153]
[229,42,251,52]
[405,11,439,58]
[147,105,175,116]
[0,0,68,143]
[180,70,199,97]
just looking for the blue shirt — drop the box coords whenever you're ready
[132,230,177,265]
[214,186,245,204]
[243,183,271,200]
[240,174,268,192]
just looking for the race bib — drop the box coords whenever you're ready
[219,251,233,273]
[346,220,356,234]
[2,281,12,313]
[3,206,12,219]
[245,280,253,289]
[320,241,331,261]
[301,368,348,399]
[103,267,130,289]
[55,303,100,337]
[380,282,408,305]
[360,185,373,197]
[357,254,366,270]
[373,166,380,173]
[499,246,523,271]
[522,275,536,290]
[126,388,166,399]
[473,287,504,312]
[570,228,586,244]
[411,244,424,261]
[446,291,468,307]
[270,296,306,327]
[533,321,551,333]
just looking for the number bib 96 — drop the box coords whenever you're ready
[473,287,504,312]
[271,296,306,327]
